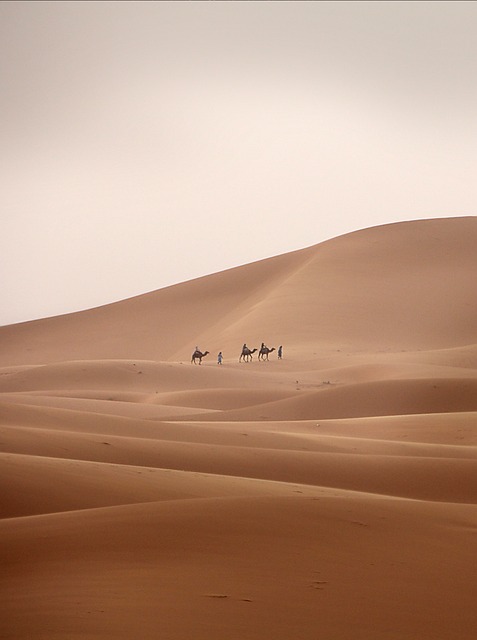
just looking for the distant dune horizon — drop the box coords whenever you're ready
[1,216,477,639]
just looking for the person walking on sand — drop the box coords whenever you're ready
[278,345,283,359]
[217,351,223,365]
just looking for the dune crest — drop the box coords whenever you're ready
[1,217,477,639]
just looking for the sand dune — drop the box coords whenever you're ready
[1,217,477,639]
[183,377,477,421]
[1,217,477,365]
[2,497,477,640]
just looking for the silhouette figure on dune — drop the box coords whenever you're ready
[191,350,209,364]
[239,345,257,362]
[258,346,275,361]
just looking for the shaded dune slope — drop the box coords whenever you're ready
[184,377,477,421]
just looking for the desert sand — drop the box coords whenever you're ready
[1,217,477,639]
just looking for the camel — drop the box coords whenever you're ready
[191,350,209,364]
[258,346,275,361]
[239,347,257,362]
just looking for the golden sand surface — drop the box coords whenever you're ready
[1,217,476,639]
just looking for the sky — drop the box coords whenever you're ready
[2,1,477,326]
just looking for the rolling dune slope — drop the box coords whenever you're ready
[1,217,477,640]
[1,217,476,365]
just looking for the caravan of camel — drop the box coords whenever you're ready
[191,344,282,364]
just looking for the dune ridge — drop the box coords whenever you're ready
[1,217,477,639]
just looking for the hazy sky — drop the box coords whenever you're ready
[2,1,477,325]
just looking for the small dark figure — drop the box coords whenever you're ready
[258,346,275,361]
[278,345,283,359]
[217,351,223,365]
[239,345,257,362]
[191,349,209,364]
